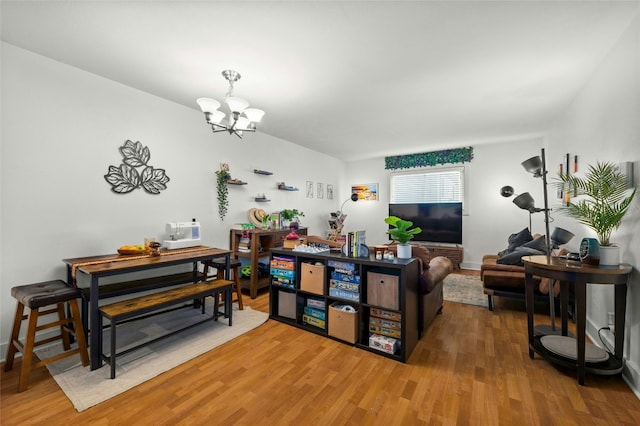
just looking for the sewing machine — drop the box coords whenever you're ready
[162,220,201,249]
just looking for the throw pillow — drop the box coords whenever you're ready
[521,235,548,254]
[497,246,545,266]
[498,227,533,256]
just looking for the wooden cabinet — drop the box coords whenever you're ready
[421,244,463,269]
[230,228,308,299]
[269,248,420,362]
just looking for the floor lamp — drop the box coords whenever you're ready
[505,149,575,335]
[522,149,575,336]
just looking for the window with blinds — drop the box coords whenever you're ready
[390,167,465,208]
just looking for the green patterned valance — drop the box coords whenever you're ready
[385,147,474,170]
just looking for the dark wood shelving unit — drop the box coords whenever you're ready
[229,228,308,299]
[269,248,420,362]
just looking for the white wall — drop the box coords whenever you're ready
[0,42,344,357]
[343,137,547,269]
[546,14,640,394]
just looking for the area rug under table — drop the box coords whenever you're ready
[442,274,489,308]
[36,303,268,412]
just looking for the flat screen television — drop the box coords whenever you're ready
[388,202,463,244]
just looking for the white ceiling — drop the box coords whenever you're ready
[2,1,638,161]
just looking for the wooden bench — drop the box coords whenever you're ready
[99,279,234,379]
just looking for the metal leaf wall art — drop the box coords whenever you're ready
[104,140,170,194]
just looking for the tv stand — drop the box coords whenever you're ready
[419,243,463,269]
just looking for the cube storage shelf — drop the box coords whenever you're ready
[269,248,420,362]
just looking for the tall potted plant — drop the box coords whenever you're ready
[385,215,422,259]
[557,161,636,265]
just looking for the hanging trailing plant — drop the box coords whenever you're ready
[385,147,474,170]
[215,163,231,220]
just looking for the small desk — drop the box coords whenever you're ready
[63,246,231,370]
[523,255,632,385]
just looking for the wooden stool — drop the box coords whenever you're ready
[4,280,89,392]
[203,258,243,310]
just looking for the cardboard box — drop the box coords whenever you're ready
[370,307,402,322]
[300,262,325,295]
[330,279,360,293]
[329,287,360,302]
[307,297,325,310]
[328,303,358,343]
[303,314,325,329]
[277,290,296,320]
[367,271,399,310]
[369,333,399,355]
[369,325,401,338]
[304,306,326,320]
[330,271,361,283]
[369,316,401,330]
[270,258,295,270]
[327,260,356,271]
[283,238,306,248]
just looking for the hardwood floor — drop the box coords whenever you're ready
[3,272,640,425]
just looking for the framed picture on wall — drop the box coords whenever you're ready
[351,183,378,201]
[317,183,324,199]
[327,184,334,200]
[306,181,314,198]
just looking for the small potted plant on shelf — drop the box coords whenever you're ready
[385,215,422,259]
[280,209,305,230]
[557,161,636,265]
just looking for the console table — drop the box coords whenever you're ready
[523,255,632,385]
[63,246,231,370]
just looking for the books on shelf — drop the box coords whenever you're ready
[346,230,366,258]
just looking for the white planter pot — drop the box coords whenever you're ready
[397,244,412,259]
[599,245,620,266]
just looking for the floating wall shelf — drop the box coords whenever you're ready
[254,169,273,175]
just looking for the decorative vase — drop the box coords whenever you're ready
[397,244,412,259]
[599,245,620,266]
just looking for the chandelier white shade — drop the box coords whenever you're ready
[197,70,265,138]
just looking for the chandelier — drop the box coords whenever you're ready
[196,70,265,138]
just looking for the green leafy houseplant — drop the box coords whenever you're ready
[557,161,636,246]
[215,164,230,221]
[385,216,422,245]
[280,209,305,221]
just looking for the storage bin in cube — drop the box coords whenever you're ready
[328,303,358,343]
[277,290,296,319]
[367,271,399,310]
[300,262,325,295]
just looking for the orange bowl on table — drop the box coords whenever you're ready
[117,245,148,255]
